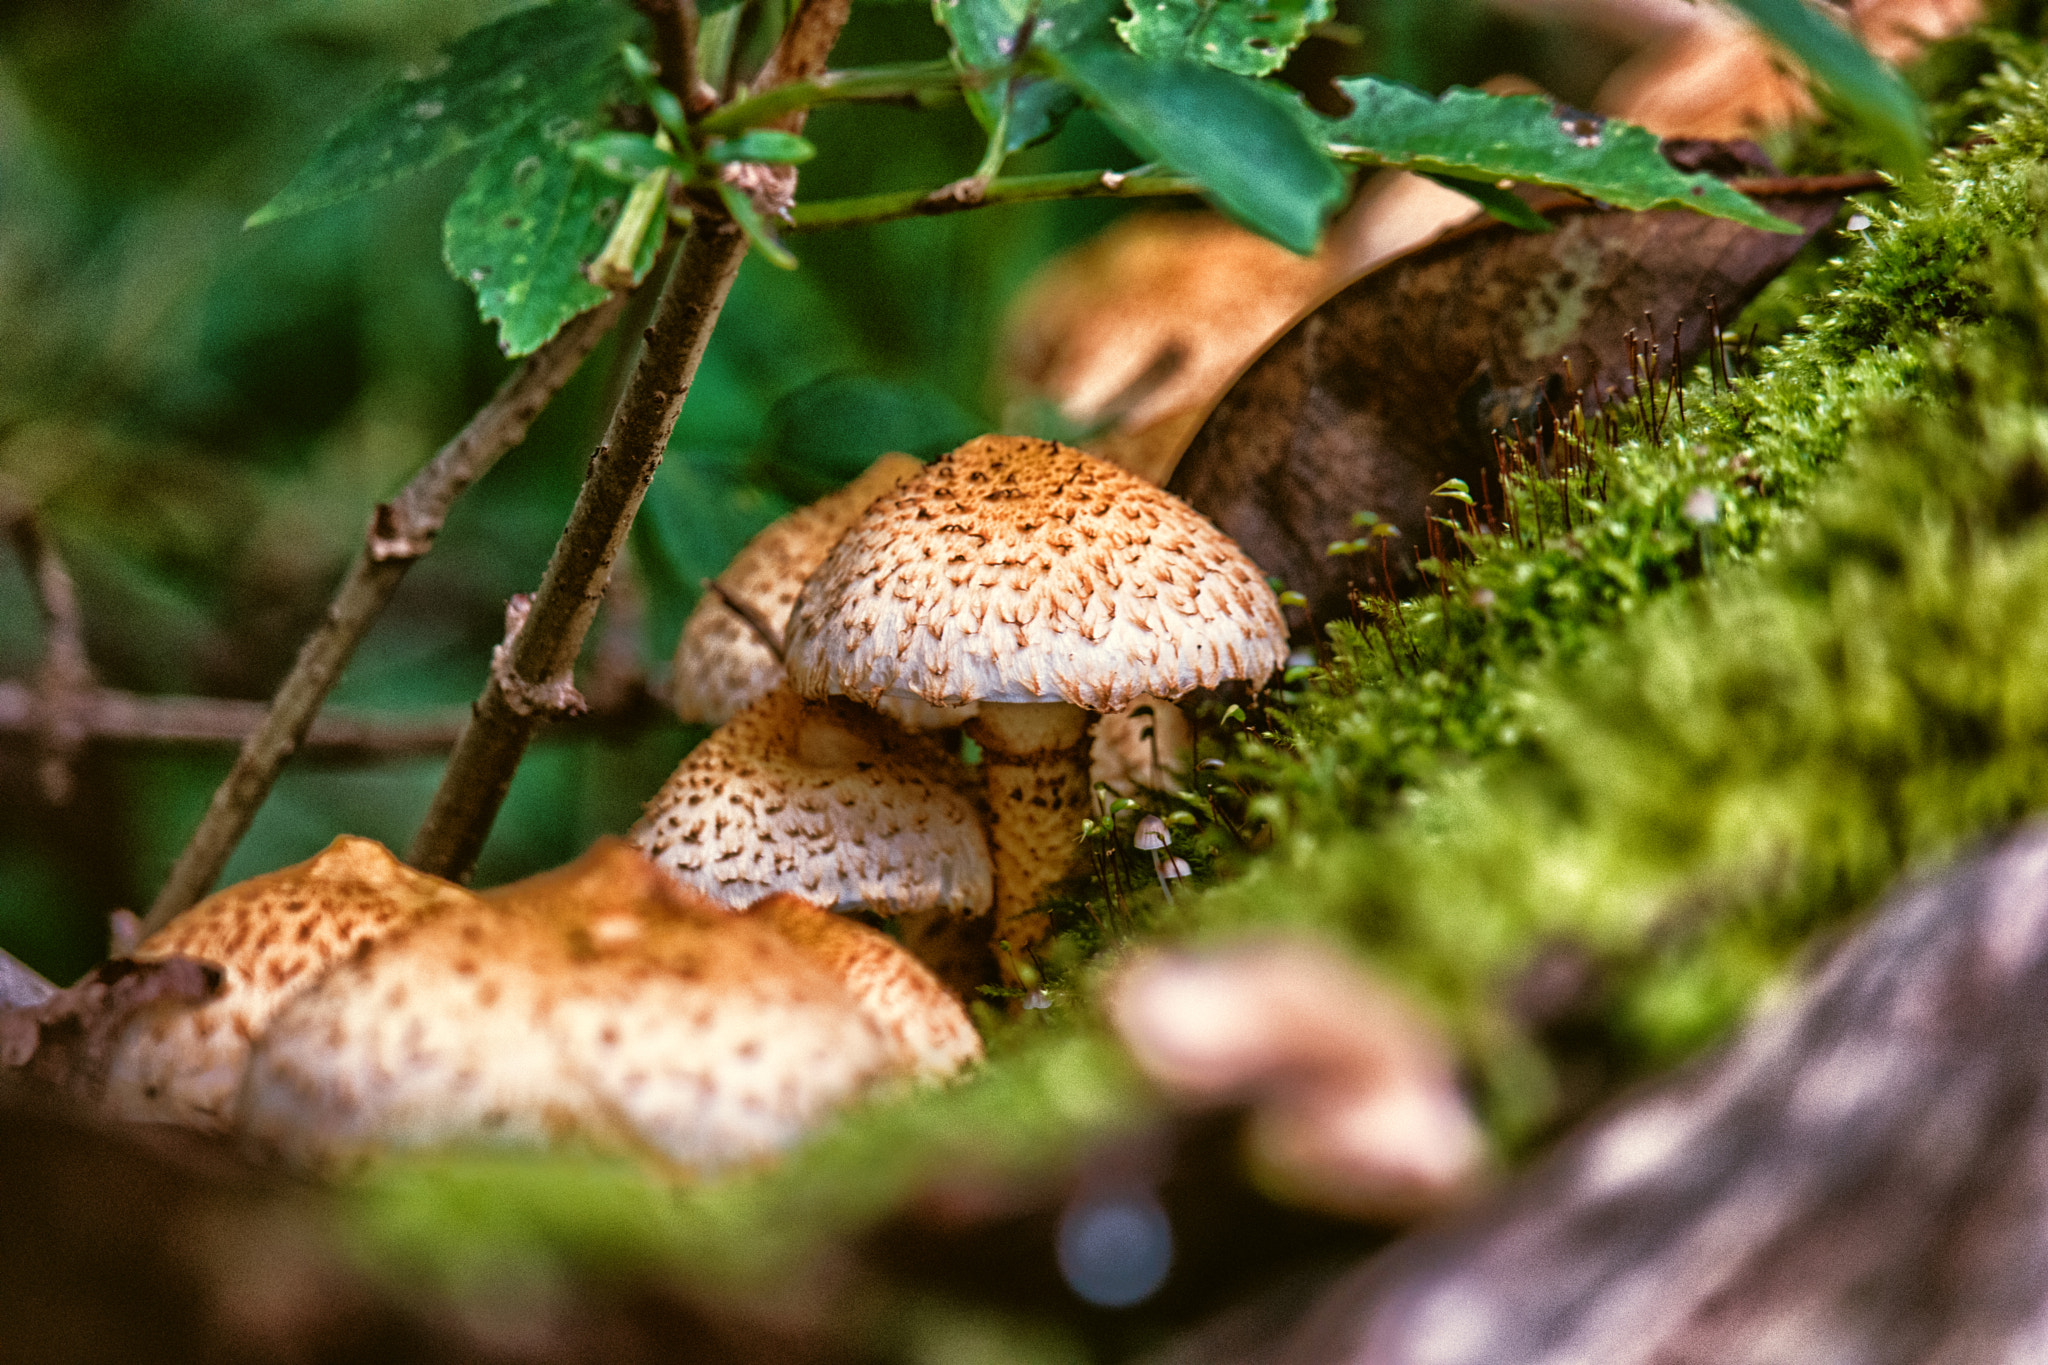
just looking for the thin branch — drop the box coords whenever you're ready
[635,0,716,117]
[405,0,855,881]
[407,215,751,880]
[0,679,667,755]
[2,494,94,805]
[138,295,628,938]
[696,60,962,135]
[0,680,466,755]
[789,166,1201,231]
[752,0,856,98]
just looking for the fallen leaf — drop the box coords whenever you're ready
[1167,176,1865,621]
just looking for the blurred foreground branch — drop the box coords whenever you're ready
[1234,822,2048,1365]
[139,296,628,938]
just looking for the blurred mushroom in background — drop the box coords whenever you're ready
[1108,939,1485,1221]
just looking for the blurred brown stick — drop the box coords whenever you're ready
[138,295,628,939]
[1,496,93,805]
[0,681,467,754]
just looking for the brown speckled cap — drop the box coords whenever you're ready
[783,436,1288,713]
[672,454,925,726]
[101,835,474,1131]
[747,892,982,1080]
[239,840,896,1174]
[630,688,992,917]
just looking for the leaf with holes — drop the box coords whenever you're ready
[1324,80,1797,234]
[444,113,661,356]
[1116,0,1331,78]
[249,0,644,226]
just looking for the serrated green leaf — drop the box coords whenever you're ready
[572,132,685,180]
[1046,44,1344,254]
[1115,0,1330,77]
[1723,0,1925,174]
[1419,172,1553,233]
[704,130,817,164]
[444,113,656,356]
[1325,80,1798,234]
[250,0,644,227]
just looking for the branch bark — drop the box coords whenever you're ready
[138,295,626,938]
[404,0,854,882]
[407,214,750,880]
[2,497,93,805]
[0,681,467,755]
[790,166,1200,232]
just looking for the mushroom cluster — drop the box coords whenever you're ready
[772,435,1287,978]
[97,835,978,1173]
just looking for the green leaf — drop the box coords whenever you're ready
[444,112,658,356]
[933,0,1116,138]
[1006,79,1081,151]
[1723,0,1925,173]
[1325,80,1798,234]
[1046,44,1344,254]
[1115,0,1331,78]
[571,132,685,180]
[249,0,644,227]
[714,183,800,270]
[1419,172,1552,233]
[704,130,818,164]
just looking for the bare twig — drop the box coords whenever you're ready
[407,0,855,881]
[790,166,1201,232]
[138,295,627,938]
[0,680,466,754]
[2,498,93,805]
[635,0,715,116]
[408,217,750,879]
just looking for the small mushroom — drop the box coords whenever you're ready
[239,840,898,1174]
[746,891,982,1080]
[671,453,929,727]
[1132,814,1177,902]
[631,687,993,919]
[783,436,1287,979]
[101,835,474,1131]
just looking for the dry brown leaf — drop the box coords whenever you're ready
[1168,179,1858,623]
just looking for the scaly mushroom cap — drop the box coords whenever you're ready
[672,454,926,726]
[102,835,473,1130]
[783,436,1288,713]
[630,689,992,917]
[239,840,895,1174]
[747,892,982,1080]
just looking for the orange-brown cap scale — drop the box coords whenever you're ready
[102,835,475,1131]
[783,436,1288,714]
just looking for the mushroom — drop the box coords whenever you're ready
[100,835,475,1131]
[630,687,992,919]
[1090,696,1190,796]
[783,435,1287,978]
[746,892,982,1079]
[671,453,930,727]
[239,840,899,1174]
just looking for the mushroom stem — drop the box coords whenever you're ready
[968,700,1092,983]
